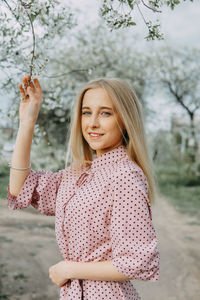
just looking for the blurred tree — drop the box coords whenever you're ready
[148,46,200,175]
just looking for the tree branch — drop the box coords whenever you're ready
[19,0,36,80]
[2,0,17,19]
[42,68,91,78]
[2,0,22,26]
[141,0,162,13]
[27,13,36,79]
[163,79,193,117]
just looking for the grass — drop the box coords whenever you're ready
[158,182,200,218]
[0,236,13,243]
[156,163,200,219]
[0,174,9,199]
[0,163,9,199]
[13,273,28,280]
[0,295,10,299]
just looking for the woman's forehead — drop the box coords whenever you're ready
[82,87,114,108]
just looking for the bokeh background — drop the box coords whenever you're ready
[0,0,199,299]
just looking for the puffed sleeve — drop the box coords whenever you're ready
[7,168,65,216]
[110,166,160,281]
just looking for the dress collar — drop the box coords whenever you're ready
[74,145,128,189]
[90,144,128,172]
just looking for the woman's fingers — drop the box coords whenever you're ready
[19,74,41,102]
[21,74,35,97]
[22,74,32,92]
[28,80,35,90]
[33,78,41,91]
[22,74,30,84]
[19,83,25,97]
[19,83,29,101]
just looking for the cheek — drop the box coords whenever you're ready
[81,117,87,129]
[102,118,121,132]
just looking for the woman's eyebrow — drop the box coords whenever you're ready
[82,106,113,110]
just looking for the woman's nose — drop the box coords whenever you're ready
[89,114,100,126]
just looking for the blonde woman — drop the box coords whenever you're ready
[7,74,160,300]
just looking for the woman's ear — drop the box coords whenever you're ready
[123,128,127,135]
[122,123,126,132]
[122,128,129,145]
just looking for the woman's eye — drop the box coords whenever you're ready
[82,111,111,115]
[102,112,111,115]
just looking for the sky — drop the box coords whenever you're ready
[1,0,200,131]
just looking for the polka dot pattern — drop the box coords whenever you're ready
[7,144,160,300]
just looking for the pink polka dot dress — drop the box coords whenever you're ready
[7,144,160,300]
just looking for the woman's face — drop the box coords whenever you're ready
[81,87,125,157]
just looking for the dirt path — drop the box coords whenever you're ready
[0,196,200,300]
[0,201,61,300]
[134,195,200,300]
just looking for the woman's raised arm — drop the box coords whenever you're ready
[9,74,42,196]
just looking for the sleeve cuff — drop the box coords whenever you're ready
[7,169,38,210]
[112,255,160,282]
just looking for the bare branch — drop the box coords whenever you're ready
[19,0,36,80]
[163,79,194,117]
[26,13,36,79]
[42,60,104,79]
[42,68,92,78]
[2,0,22,26]
[141,0,162,13]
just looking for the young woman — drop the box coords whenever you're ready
[7,74,160,300]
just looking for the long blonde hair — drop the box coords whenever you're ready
[65,78,158,205]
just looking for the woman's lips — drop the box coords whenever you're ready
[89,133,104,140]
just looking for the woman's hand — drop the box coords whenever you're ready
[49,260,72,287]
[19,74,43,126]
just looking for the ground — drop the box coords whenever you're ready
[134,195,200,300]
[0,195,200,300]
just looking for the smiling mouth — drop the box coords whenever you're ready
[89,133,104,139]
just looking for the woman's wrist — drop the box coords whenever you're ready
[19,121,35,129]
[67,260,77,279]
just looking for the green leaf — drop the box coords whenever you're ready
[127,0,134,10]
[30,13,37,22]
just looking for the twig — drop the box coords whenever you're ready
[42,68,94,79]
[2,0,21,24]
[26,13,36,79]
[19,0,36,81]
[136,3,149,29]
[141,0,162,13]
[42,62,104,79]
